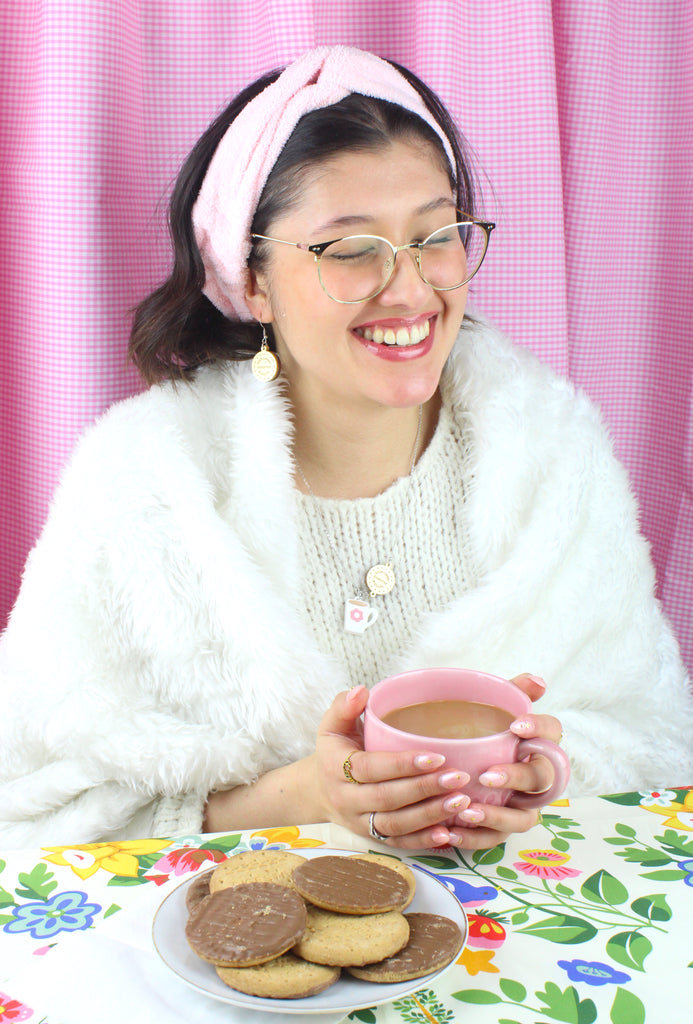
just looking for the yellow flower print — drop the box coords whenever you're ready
[249,826,325,849]
[640,789,693,832]
[42,839,172,880]
[457,946,500,975]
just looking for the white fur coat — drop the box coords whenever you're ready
[1,319,691,848]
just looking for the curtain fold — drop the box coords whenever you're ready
[1,0,690,670]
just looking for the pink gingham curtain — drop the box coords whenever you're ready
[2,1,691,672]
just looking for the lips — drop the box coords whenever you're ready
[353,316,432,348]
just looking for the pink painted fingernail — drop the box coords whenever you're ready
[443,793,471,813]
[459,807,485,824]
[528,675,546,690]
[414,753,446,769]
[510,718,534,734]
[430,828,450,846]
[439,770,471,789]
[479,769,507,787]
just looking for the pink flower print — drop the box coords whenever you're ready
[149,846,227,878]
[514,849,582,880]
[350,607,364,623]
[0,994,33,1022]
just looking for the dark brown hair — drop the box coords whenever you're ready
[129,61,480,384]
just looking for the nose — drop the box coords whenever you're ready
[377,246,432,305]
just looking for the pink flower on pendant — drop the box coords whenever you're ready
[514,849,582,879]
[350,608,364,622]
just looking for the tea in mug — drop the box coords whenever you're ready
[382,699,514,739]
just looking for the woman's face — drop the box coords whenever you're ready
[245,138,469,414]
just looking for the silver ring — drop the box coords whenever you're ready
[368,811,390,842]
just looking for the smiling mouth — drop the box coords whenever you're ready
[354,317,432,348]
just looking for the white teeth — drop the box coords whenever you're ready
[360,319,430,347]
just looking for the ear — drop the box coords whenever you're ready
[244,268,274,324]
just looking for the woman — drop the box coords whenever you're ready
[1,47,691,852]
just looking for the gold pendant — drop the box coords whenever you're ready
[366,563,395,597]
[252,348,280,382]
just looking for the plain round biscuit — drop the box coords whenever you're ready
[185,882,307,967]
[216,952,340,999]
[347,912,464,982]
[293,904,410,966]
[349,853,416,909]
[292,855,409,914]
[210,850,306,893]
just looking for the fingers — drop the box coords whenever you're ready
[450,804,542,851]
[509,672,547,703]
[477,749,557,798]
[318,686,370,741]
[343,748,454,785]
[365,788,471,843]
[509,712,563,744]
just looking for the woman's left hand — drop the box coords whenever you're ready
[449,672,564,849]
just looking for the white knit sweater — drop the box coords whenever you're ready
[1,318,691,848]
[296,381,477,688]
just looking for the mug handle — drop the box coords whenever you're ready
[506,738,571,809]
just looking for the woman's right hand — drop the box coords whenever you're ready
[313,686,473,849]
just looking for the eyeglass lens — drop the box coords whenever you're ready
[316,222,488,303]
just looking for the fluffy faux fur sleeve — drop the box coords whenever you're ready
[0,364,345,848]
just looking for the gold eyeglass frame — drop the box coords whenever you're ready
[251,213,495,304]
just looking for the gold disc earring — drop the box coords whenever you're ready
[251,322,280,382]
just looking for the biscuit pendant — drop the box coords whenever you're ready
[252,347,280,382]
[366,563,395,597]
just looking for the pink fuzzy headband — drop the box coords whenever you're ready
[192,45,455,321]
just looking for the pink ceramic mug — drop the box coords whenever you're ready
[363,668,570,808]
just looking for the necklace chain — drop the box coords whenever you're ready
[295,406,423,632]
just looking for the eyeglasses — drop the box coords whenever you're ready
[251,214,495,304]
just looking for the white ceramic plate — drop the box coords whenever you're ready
[152,847,468,1016]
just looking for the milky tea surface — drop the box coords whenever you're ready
[382,699,514,739]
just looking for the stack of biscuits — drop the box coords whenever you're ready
[184,850,464,1000]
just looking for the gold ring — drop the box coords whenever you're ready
[343,750,362,784]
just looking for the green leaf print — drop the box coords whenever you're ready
[199,833,242,853]
[452,989,502,1003]
[630,893,672,922]
[15,863,58,901]
[610,986,645,1024]
[536,982,597,1023]
[347,1009,376,1023]
[606,930,652,971]
[600,792,642,806]
[499,978,527,1001]
[518,913,598,944]
[472,844,506,865]
[410,854,458,871]
[0,886,16,909]
[580,870,629,906]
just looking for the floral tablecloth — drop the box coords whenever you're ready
[1,787,692,1023]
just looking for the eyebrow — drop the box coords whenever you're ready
[312,197,457,235]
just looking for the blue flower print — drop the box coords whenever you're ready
[4,891,101,939]
[558,959,630,987]
[247,837,287,851]
[679,859,693,886]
